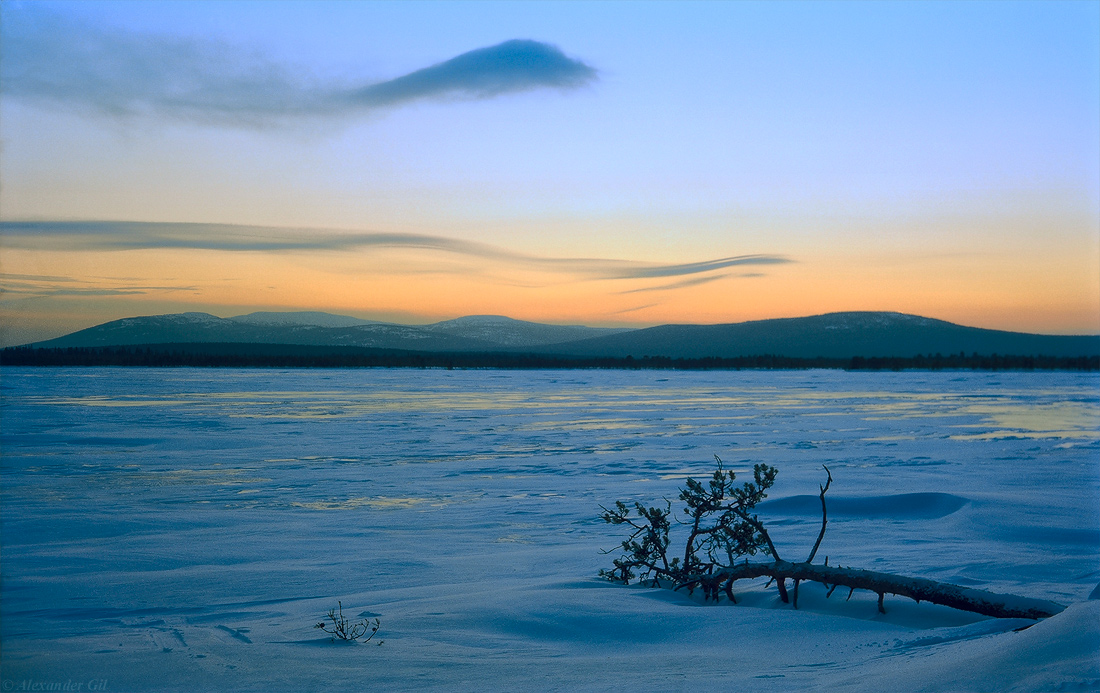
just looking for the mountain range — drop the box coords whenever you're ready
[28,312,631,352]
[22,311,1100,359]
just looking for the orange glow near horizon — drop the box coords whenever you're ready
[2,232,1097,346]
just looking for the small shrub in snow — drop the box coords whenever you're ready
[315,601,381,644]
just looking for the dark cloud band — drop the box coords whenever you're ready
[0,220,791,282]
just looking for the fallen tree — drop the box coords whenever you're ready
[599,458,1064,620]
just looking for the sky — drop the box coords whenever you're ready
[1,0,1098,345]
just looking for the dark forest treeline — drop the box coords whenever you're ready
[847,353,1099,371]
[1,344,1097,371]
[0,344,842,369]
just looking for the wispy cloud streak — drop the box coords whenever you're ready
[0,221,791,281]
[620,274,732,293]
[0,271,197,298]
[0,7,595,126]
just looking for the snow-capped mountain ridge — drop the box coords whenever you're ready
[229,311,378,328]
[24,310,1100,358]
[28,311,633,352]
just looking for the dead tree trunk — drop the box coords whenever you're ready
[601,460,1066,621]
[677,560,1065,620]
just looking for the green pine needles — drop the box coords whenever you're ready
[599,456,779,600]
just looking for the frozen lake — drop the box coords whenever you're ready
[2,368,1098,691]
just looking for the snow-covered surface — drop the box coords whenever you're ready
[1,368,1097,691]
[424,315,632,347]
[228,312,377,328]
[819,311,938,330]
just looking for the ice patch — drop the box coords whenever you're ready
[291,496,427,511]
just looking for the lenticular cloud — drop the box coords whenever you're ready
[0,5,596,126]
[354,40,596,107]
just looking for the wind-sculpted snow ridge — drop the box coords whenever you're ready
[837,601,1100,692]
[758,492,969,520]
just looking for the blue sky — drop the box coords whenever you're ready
[1,1,1097,344]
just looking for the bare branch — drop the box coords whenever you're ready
[805,464,832,564]
[314,601,381,643]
